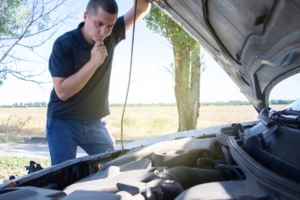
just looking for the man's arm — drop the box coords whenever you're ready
[53,41,108,101]
[124,0,150,31]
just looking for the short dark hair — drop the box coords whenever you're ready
[86,0,118,17]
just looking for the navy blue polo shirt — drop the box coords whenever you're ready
[47,16,125,120]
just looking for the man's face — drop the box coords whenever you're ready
[84,7,117,43]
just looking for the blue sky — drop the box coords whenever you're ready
[0,0,299,105]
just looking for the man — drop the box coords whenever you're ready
[46,0,150,166]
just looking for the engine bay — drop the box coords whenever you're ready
[1,113,300,199]
[62,137,238,199]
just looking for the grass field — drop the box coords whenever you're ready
[0,105,286,141]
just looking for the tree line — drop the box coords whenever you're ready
[111,100,295,107]
[1,100,295,108]
[1,101,48,107]
[269,99,295,105]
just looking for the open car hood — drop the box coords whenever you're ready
[150,0,300,111]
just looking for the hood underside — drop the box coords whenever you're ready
[151,0,300,111]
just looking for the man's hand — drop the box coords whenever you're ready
[90,41,108,67]
[124,0,151,31]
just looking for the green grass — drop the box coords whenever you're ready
[0,155,51,184]
[0,135,23,143]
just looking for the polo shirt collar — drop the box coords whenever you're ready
[76,22,94,49]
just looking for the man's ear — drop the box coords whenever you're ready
[83,12,88,23]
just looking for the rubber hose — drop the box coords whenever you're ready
[222,145,232,165]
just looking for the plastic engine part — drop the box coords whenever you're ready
[152,150,189,168]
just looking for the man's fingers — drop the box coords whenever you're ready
[99,48,106,52]
[94,41,101,47]
[97,46,106,50]
[95,40,104,47]
[100,49,108,54]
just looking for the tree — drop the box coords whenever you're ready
[0,0,76,86]
[145,6,205,132]
[33,102,40,107]
[41,101,47,107]
[25,102,33,106]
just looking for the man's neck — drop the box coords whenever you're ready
[81,25,95,45]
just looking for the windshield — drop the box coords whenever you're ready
[282,99,300,111]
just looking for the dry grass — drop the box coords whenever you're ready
[0,105,286,141]
[0,108,46,138]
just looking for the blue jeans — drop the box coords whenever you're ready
[46,118,115,166]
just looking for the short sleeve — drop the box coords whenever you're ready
[49,41,74,78]
[112,16,126,45]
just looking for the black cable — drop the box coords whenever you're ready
[224,166,243,180]
[215,165,243,180]
[121,0,138,155]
